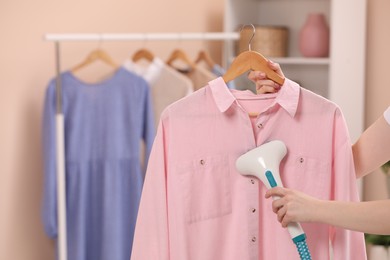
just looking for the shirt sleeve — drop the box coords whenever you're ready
[330,107,367,260]
[141,81,156,173]
[41,81,58,238]
[131,115,170,260]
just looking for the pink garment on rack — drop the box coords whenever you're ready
[131,77,367,260]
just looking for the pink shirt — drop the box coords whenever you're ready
[131,77,367,260]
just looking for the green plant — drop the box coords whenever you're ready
[365,234,390,247]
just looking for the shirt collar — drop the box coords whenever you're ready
[209,77,237,113]
[209,76,300,117]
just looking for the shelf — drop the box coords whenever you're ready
[229,56,330,65]
[270,57,330,65]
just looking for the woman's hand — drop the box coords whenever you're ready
[247,60,285,94]
[265,187,320,227]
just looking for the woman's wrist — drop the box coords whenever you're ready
[309,198,330,224]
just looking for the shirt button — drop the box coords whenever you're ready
[200,159,205,165]
[257,123,263,128]
[299,157,304,163]
[250,208,256,213]
[250,179,255,184]
[251,236,257,242]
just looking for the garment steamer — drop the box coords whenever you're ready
[236,140,312,260]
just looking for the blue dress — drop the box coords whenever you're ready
[42,67,155,260]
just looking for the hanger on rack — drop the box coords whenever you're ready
[71,36,118,73]
[166,49,196,70]
[195,50,216,68]
[222,24,285,86]
[132,48,154,63]
[71,49,119,73]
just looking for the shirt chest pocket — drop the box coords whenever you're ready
[173,155,232,223]
[281,153,331,198]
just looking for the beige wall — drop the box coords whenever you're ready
[0,1,223,259]
[363,0,390,202]
[1,0,390,259]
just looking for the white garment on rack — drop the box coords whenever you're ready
[123,57,193,126]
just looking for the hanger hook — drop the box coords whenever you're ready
[239,24,256,51]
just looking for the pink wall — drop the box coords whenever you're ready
[1,0,389,259]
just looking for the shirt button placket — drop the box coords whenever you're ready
[255,115,267,146]
[257,113,267,130]
[248,178,259,259]
[258,111,272,129]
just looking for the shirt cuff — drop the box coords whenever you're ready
[384,106,390,125]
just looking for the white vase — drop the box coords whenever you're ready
[369,245,390,260]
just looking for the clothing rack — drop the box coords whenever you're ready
[45,32,239,41]
[45,32,239,260]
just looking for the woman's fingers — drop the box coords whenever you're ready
[248,68,282,94]
[256,85,278,94]
[268,60,284,77]
[277,205,287,223]
[248,71,266,81]
[272,197,285,213]
[265,187,288,198]
[255,79,280,94]
[247,61,284,94]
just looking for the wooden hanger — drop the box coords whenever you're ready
[223,51,284,85]
[71,49,119,73]
[195,50,216,68]
[222,25,285,86]
[166,49,196,70]
[225,50,285,118]
[132,48,154,63]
